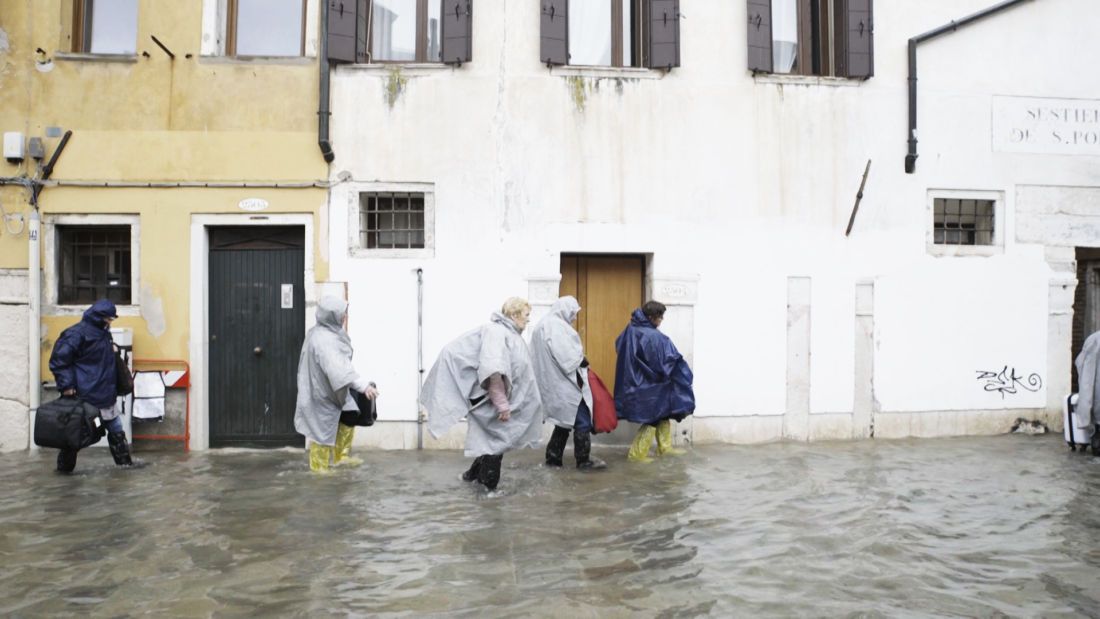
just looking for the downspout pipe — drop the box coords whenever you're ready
[29,130,72,448]
[318,0,335,163]
[905,0,1032,174]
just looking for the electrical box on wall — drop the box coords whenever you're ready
[3,132,25,161]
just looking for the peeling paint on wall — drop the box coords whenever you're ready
[141,284,167,338]
[0,28,10,53]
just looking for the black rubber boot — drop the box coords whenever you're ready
[107,431,132,466]
[477,454,503,490]
[574,431,606,470]
[462,456,483,482]
[545,426,570,467]
[56,449,78,473]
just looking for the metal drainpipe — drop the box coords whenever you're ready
[905,0,1033,174]
[318,0,335,163]
[416,268,424,449]
[28,129,72,448]
[28,209,40,450]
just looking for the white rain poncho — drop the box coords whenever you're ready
[1075,331,1100,428]
[420,311,543,457]
[293,297,362,446]
[530,296,592,429]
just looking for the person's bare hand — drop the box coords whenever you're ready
[497,410,511,422]
[63,389,76,396]
[364,386,379,399]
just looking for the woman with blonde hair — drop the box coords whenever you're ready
[420,297,543,493]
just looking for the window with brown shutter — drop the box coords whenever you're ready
[441,0,473,65]
[540,0,681,69]
[747,0,873,79]
[327,0,368,63]
[368,0,442,63]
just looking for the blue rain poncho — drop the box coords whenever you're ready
[420,311,543,457]
[49,298,119,409]
[614,308,695,425]
[294,297,363,447]
[1074,331,1100,428]
[530,296,591,429]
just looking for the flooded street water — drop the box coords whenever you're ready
[3,434,1099,617]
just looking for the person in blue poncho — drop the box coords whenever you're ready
[614,300,694,462]
[48,298,131,472]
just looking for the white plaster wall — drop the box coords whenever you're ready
[0,270,29,451]
[327,0,1100,441]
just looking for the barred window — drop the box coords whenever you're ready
[58,225,132,305]
[359,192,425,249]
[933,198,995,246]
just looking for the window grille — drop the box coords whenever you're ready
[933,198,995,246]
[58,225,132,305]
[359,192,426,249]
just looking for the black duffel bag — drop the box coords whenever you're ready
[340,388,378,427]
[34,395,106,450]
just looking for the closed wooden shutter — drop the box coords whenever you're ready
[841,0,873,78]
[747,0,773,74]
[327,0,358,63]
[356,0,369,63]
[645,0,680,69]
[540,0,569,66]
[441,0,473,65]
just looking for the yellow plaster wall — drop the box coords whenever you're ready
[0,2,331,381]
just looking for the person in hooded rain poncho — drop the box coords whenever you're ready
[48,298,133,472]
[614,300,695,462]
[294,296,378,473]
[420,297,543,492]
[1073,330,1100,452]
[530,296,606,470]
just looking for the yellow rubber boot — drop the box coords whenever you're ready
[309,443,334,473]
[333,423,363,466]
[656,419,686,456]
[627,425,657,463]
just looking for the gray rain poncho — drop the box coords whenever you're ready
[294,297,363,446]
[530,296,592,429]
[420,311,543,457]
[1075,331,1100,428]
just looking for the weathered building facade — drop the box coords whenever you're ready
[1,1,1097,454]
[0,1,329,451]
[324,0,1100,449]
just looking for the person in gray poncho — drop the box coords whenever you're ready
[420,297,542,492]
[1073,330,1100,452]
[531,296,606,470]
[294,296,378,473]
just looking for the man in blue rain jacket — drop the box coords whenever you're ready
[48,298,131,472]
[614,300,694,462]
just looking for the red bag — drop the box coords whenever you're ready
[588,369,618,434]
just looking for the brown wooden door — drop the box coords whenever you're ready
[560,255,645,394]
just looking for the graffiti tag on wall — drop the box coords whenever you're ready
[975,366,1043,398]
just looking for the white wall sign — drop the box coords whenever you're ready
[238,198,269,212]
[281,284,293,309]
[993,95,1100,155]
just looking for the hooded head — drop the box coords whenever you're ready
[83,298,118,327]
[316,296,349,331]
[550,296,581,324]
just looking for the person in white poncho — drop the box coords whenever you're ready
[1073,330,1100,453]
[420,297,543,492]
[294,296,378,473]
[530,296,606,470]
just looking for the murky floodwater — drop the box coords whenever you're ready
[2,434,1099,617]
